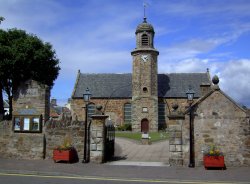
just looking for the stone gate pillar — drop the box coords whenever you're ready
[90,115,108,163]
[168,112,185,166]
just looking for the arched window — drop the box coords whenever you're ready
[124,103,131,124]
[87,103,95,118]
[141,34,149,46]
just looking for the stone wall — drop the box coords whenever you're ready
[182,89,250,167]
[71,97,191,131]
[0,120,44,159]
[0,79,86,161]
[168,113,185,166]
[132,97,158,132]
[90,115,108,163]
[0,116,85,161]
[13,80,50,123]
[71,98,131,126]
[44,118,84,160]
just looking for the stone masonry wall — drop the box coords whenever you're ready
[132,97,158,132]
[90,115,108,163]
[168,114,185,166]
[13,80,50,123]
[183,90,250,167]
[71,98,131,126]
[0,121,44,159]
[0,117,85,161]
[44,118,85,160]
[71,97,191,130]
[182,115,192,166]
[0,79,85,161]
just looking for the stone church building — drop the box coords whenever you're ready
[69,14,250,165]
[71,17,212,132]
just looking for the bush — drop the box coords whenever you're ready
[124,123,132,131]
[116,123,132,131]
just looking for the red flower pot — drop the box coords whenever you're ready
[203,155,225,169]
[53,149,74,163]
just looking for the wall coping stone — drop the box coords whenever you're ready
[168,114,185,120]
[91,115,109,119]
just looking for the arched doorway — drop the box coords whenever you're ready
[141,118,149,133]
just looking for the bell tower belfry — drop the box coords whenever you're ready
[131,16,159,132]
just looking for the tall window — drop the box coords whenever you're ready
[124,103,131,124]
[141,34,149,46]
[158,103,166,130]
[87,103,95,118]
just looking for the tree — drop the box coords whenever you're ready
[0,84,4,120]
[0,17,4,119]
[0,28,60,118]
[0,17,4,24]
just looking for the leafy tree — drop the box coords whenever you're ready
[0,84,3,119]
[0,17,4,24]
[0,16,4,119]
[0,28,60,118]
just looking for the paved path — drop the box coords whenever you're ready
[110,137,169,166]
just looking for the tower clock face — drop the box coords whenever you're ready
[141,54,148,62]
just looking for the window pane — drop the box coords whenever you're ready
[23,118,30,131]
[158,103,166,122]
[124,103,131,122]
[32,118,40,131]
[14,118,21,131]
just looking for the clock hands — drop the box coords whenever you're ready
[141,55,148,62]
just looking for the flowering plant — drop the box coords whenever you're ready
[203,144,223,156]
[55,135,73,151]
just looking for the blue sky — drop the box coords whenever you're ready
[1,0,250,107]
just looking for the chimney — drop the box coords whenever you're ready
[51,98,57,106]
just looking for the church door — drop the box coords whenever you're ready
[141,119,149,133]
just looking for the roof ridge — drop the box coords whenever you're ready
[159,72,207,74]
[80,73,132,75]
[188,88,246,114]
[71,70,81,98]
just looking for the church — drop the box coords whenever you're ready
[0,15,248,167]
[71,17,212,132]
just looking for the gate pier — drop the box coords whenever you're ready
[90,115,108,163]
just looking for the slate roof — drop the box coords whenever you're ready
[136,18,155,34]
[72,72,211,99]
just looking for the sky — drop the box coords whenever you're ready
[1,0,250,107]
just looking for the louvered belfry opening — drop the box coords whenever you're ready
[141,34,149,46]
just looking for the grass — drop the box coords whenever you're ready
[115,131,169,142]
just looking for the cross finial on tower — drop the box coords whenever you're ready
[143,2,148,23]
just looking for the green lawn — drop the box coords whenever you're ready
[115,131,169,142]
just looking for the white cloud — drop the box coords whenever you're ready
[155,1,250,18]
[219,60,250,106]
[159,58,250,107]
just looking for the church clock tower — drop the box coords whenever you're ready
[131,17,159,132]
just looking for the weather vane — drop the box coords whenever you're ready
[143,2,149,22]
